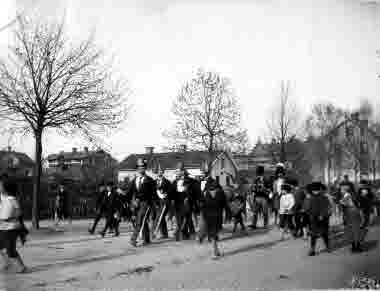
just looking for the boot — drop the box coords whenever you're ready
[309,237,317,256]
[11,255,27,273]
[212,241,221,258]
[355,242,363,252]
[0,251,10,271]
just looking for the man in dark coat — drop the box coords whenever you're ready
[172,162,199,241]
[88,181,107,235]
[153,166,172,239]
[99,181,120,237]
[251,165,270,229]
[128,158,155,246]
[357,179,374,229]
[304,182,332,256]
[198,179,228,258]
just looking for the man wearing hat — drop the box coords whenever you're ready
[128,158,155,246]
[251,165,270,229]
[304,182,332,256]
[153,165,172,239]
[172,162,199,241]
[99,181,121,237]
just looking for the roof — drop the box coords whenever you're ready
[47,149,113,161]
[119,150,223,171]
[0,150,34,167]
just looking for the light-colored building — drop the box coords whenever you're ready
[118,146,239,188]
[316,113,380,184]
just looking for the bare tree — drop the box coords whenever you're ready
[0,17,130,228]
[267,80,301,162]
[164,68,249,162]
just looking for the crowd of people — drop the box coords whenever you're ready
[0,158,379,274]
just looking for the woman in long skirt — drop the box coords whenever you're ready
[198,181,227,258]
[339,182,363,252]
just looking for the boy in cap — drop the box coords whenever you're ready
[304,182,332,256]
[198,179,228,258]
[278,183,295,240]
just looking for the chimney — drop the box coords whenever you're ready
[7,146,11,152]
[72,147,77,153]
[179,144,187,152]
[84,147,89,153]
[145,147,154,154]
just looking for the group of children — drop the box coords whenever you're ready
[227,163,375,257]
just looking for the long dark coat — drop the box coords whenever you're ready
[199,187,227,239]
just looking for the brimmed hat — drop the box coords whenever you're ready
[306,182,327,193]
[256,165,265,176]
[359,179,370,186]
[136,158,147,169]
[281,183,292,192]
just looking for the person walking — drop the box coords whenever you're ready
[278,183,295,240]
[0,178,27,273]
[88,181,107,234]
[357,179,374,229]
[198,179,228,259]
[54,184,69,228]
[304,182,332,256]
[339,181,364,253]
[99,181,120,238]
[128,159,155,247]
[251,165,270,229]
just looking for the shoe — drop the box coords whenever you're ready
[308,250,316,256]
[88,229,94,235]
[99,231,105,238]
[114,231,120,237]
[130,240,137,247]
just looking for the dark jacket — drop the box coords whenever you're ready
[128,175,155,203]
[357,187,374,211]
[304,194,331,218]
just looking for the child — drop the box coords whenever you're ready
[198,180,228,258]
[279,183,295,240]
[230,191,246,233]
[304,182,331,256]
[0,179,27,273]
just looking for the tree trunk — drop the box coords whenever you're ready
[327,155,331,188]
[280,139,286,163]
[32,129,43,229]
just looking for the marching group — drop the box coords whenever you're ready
[0,158,378,273]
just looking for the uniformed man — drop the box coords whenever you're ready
[128,158,155,247]
[153,165,172,239]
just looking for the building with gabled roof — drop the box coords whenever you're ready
[118,145,239,188]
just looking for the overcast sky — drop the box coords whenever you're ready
[0,0,379,161]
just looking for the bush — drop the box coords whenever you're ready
[351,275,380,289]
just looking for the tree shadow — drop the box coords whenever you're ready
[222,238,283,258]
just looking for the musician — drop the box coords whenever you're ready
[172,162,199,241]
[153,166,172,239]
[128,158,155,247]
[251,165,270,229]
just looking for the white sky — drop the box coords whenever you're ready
[0,0,379,161]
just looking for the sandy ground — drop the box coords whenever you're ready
[0,218,379,291]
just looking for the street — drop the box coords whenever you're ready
[0,218,379,291]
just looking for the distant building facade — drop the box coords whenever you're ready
[46,147,118,184]
[0,146,34,177]
[118,145,239,188]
